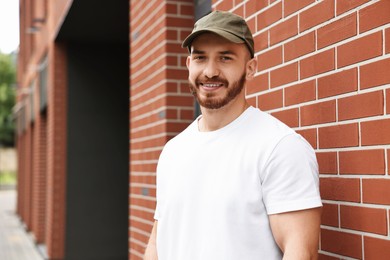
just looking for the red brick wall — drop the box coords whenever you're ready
[31,98,47,243]
[213,0,390,258]
[17,0,73,258]
[25,123,34,230]
[129,0,194,258]
[16,133,24,217]
[44,42,68,259]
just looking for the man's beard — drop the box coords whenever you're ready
[189,73,246,110]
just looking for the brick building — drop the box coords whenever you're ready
[16,0,390,259]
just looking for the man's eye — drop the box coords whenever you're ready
[193,56,205,60]
[221,56,233,61]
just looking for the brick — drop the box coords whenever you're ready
[300,49,335,79]
[233,5,244,17]
[270,62,298,88]
[284,0,315,17]
[321,203,338,227]
[337,32,382,68]
[166,95,194,107]
[360,58,390,90]
[318,68,358,98]
[284,80,316,106]
[166,3,178,14]
[246,96,256,107]
[361,119,390,146]
[339,149,385,175]
[362,179,390,205]
[257,46,282,70]
[320,177,360,202]
[336,0,370,15]
[316,152,337,174]
[318,254,339,260]
[166,42,189,54]
[245,0,267,18]
[359,0,390,33]
[285,80,316,106]
[166,55,178,66]
[297,128,317,149]
[257,89,283,111]
[180,109,193,121]
[247,72,268,95]
[317,13,357,49]
[270,16,298,45]
[364,236,390,259]
[300,0,335,32]
[166,29,178,41]
[179,83,190,94]
[301,100,336,126]
[388,149,390,174]
[386,88,390,113]
[320,229,362,259]
[166,17,194,28]
[253,31,268,52]
[338,90,384,121]
[271,108,299,128]
[180,5,193,16]
[167,122,192,133]
[340,205,387,235]
[247,18,256,37]
[257,2,282,31]
[386,28,390,54]
[319,123,359,148]
[215,0,234,12]
[284,32,315,61]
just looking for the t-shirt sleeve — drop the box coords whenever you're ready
[154,165,162,220]
[261,133,322,215]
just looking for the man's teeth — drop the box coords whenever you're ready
[203,83,222,88]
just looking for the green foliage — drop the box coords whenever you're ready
[0,171,17,185]
[0,53,16,146]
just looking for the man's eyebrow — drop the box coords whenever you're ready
[219,50,237,56]
[191,49,205,54]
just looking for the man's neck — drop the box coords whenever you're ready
[198,99,250,132]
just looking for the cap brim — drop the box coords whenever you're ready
[182,28,245,48]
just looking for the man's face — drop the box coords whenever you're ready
[186,33,254,110]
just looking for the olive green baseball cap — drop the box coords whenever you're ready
[182,11,255,58]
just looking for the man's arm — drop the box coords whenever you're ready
[269,207,322,260]
[144,221,158,260]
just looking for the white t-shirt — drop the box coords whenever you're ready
[154,107,322,260]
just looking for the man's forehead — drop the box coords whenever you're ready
[190,32,247,53]
[191,32,235,45]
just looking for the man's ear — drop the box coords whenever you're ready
[246,58,257,80]
[186,55,191,69]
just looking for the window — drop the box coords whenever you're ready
[38,55,48,112]
[194,0,212,21]
[29,81,35,123]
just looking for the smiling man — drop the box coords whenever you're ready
[144,11,322,260]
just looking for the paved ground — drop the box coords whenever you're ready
[0,189,43,260]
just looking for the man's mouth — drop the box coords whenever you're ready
[201,82,224,89]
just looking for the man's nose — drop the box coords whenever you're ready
[203,60,220,78]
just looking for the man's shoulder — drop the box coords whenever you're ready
[243,107,295,138]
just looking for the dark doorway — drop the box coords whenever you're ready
[57,1,129,259]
